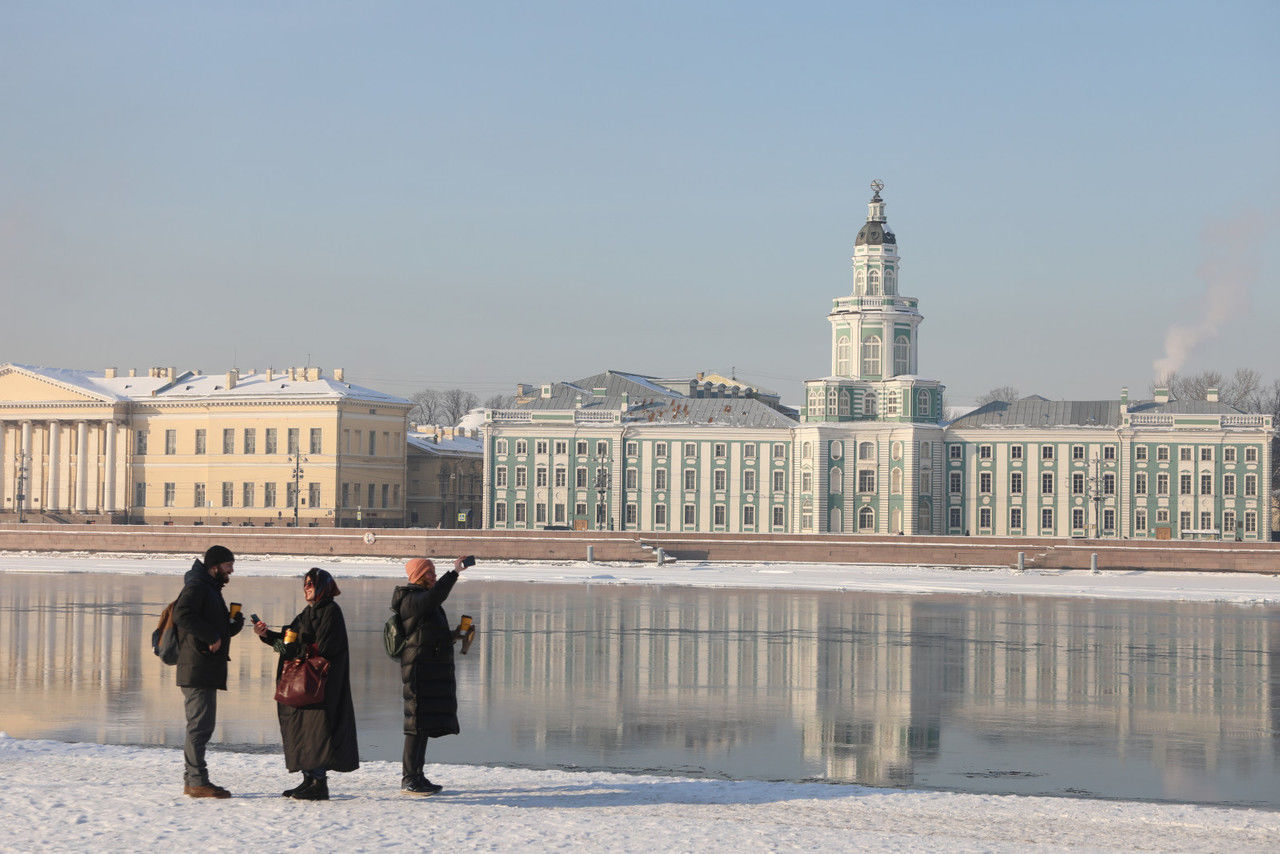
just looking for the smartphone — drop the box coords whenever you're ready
[461,555,476,568]
[249,613,260,624]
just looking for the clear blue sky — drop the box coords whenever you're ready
[3,1,1277,407]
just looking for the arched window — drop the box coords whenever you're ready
[839,391,850,416]
[894,335,910,376]
[917,500,931,531]
[867,269,880,295]
[855,269,865,293]
[917,389,930,417]
[858,441,875,460]
[829,468,841,491]
[826,388,837,414]
[884,268,896,294]
[863,392,878,417]
[835,336,851,376]
[808,388,822,415]
[802,441,812,460]
[858,506,875,530]
[891,468,903,494]
[830,508,842,532]
[862,336,881,376]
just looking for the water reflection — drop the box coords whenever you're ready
[0,571,1276,806]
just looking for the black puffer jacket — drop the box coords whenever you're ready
[173,560,243,689]
[394,571,460,738]
[260,598,360,773]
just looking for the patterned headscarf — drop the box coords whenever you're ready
[304,567,341,600]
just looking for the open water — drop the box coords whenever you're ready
[1,570,1278,807]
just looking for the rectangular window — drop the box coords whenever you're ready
[595,440,607,457]
[1042,445,1054,460]
[684,442,697,458]
[1010,507,1022,529]
[979,444,992,460]
[1245,475,1257,497]
[802,471,812,492]
[684,469,696,491]
[1156,508,1169,524]
[743,444,756,459]
[136,431,148,455]
[1180,474,1192,495]
[366,431,375,456]
[1200,447,1213,461]
[713,443,726,458]
[310,483,321,509]
[1223,510,1235,532]
[1104,509,1115,531]
[367,484,375,507]
[772,470,785,491]
[1072,508,1084,529]
[744,470,756,492]
[165,430,177,455]
[979,507,991,528]
[164,482,176,507]
[655,468,667,490]
[576,467,588,488]
[979,472,992,494]
[514,502,526,523]
[494,502,507,523]
[265,428,277,454]
[1135,472,1148,495]
[684,504,696,525]
[554,440,567,455]
[1180,447,1192,461]
[536,467,547,487]
[655,442,668,458]
[135,482,146,506]
[1072,473,1084,495]
[1199,510,1212,530]
[557,503,568,523]
[516,440,528,455]
[194,483,206,508]
[1157,473,1169,495]
[1245,511,1257,533]
[1041,473,1054,494]
[310,428,322,454]
[1009,445,1023,460]
[714,470,726,491]
[1135,446,1148,461]
[743,505,755,526]
[625,441,638,457]
[1180,510,1192,530]
[949,471,962,494]
[1041,508,1054,530]
[624,504,636,525]
[536,440,548,455]
[243,429,256,454]
[1246,447,1258,463]
[1157,446,1169,461]
[654,504,667,525]
[1103,446,1116,461]
[223,429,234,454]
[774,443,787,460]
[575,440,587,455]
[556,467,567,487]
[1224,447,1236,463]
[858,470,875,492]
[242,482,254,507]
[1224,474,1235,496]
[516,467,527,487]
[949,507,962,529]
[624,469,637,490]
[773,506,785,527]
[575,501,586,518]
[1200,473,1212,495]
[1135,509,1147,532]
[713,505,726,526]
[1010,472,1023,494]
[195,429,206,455]
[1071,445,1084,460]
[265,483,276,507]
[496,468,508,488]
[221,482,233,507]
[949,444,962,459]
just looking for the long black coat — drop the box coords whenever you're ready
[260,598,360,773]
[173,560,243,690]
[394,571,461,738]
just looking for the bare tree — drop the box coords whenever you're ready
[439,388,479,425]
[408,388,441,426]
[483,394,511,410]
[1153,368,1262,409]
[976,385,1020,406]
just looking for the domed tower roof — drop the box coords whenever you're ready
[855,181,896,247]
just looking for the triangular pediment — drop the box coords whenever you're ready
[0,365,118,404]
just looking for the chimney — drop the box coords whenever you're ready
[226,369,238,390]
[621,392,630,411]
[265,368,273,381]
[128,368,137,377]
[1154,387,1170,404]
[696,371,704,381]
[541,384,552,398]
[1206,387,1219,403]
[1120,386,1128,405]
[104,367,117,379]
[334,368,344,382]
[305,367,321,381]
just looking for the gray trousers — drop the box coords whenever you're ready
[181,686,218,785]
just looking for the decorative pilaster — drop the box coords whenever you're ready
[47,422,61,511]
[103,421,117,513]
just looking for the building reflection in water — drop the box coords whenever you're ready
[1,572,1276,804]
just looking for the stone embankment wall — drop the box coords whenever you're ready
[0,524,1276,573]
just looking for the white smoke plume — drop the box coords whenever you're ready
[1153,212,1265,382]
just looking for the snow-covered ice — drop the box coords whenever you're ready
[3,735,1279,853]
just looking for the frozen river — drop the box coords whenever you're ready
[2,561,1278,808]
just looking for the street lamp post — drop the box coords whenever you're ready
[14,452,30,524]
[289,453,307,527]
[594,463,610,530]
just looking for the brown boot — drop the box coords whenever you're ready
[184,783,231,799]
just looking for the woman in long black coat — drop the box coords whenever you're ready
[254,567,359,800]
[395,555,469,795]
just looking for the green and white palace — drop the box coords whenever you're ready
[483,186,1273,540]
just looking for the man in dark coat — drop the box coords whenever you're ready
[394,555,470,795]
[172,544,244,798]
[254,567,359,801]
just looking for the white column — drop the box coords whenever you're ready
[103,421,117,513]
[47,422,61,511]
[76,421,89,513]
[20,421,32,512]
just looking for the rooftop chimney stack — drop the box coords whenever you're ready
[1154,387,1170,404]
[226,370,238,390]
[1207,387,1219,402]
[334,368,344,382]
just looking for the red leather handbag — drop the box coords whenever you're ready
[274,644,331,708]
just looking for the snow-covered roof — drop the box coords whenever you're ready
[407,432,484,457]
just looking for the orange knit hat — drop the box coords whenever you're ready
[405,558,435,585]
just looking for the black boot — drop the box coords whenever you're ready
[402,776,443,796]
[293,778,329,800]
[282,777,313,798]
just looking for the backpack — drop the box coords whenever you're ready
[152,599,180,665]
[383,608,407,660]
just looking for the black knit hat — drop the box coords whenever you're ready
[203,544,235,567]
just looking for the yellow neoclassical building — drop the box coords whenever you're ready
[0,363,412,527]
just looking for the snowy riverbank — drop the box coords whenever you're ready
[3,735,1278,853]
[3,551,1280,605]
